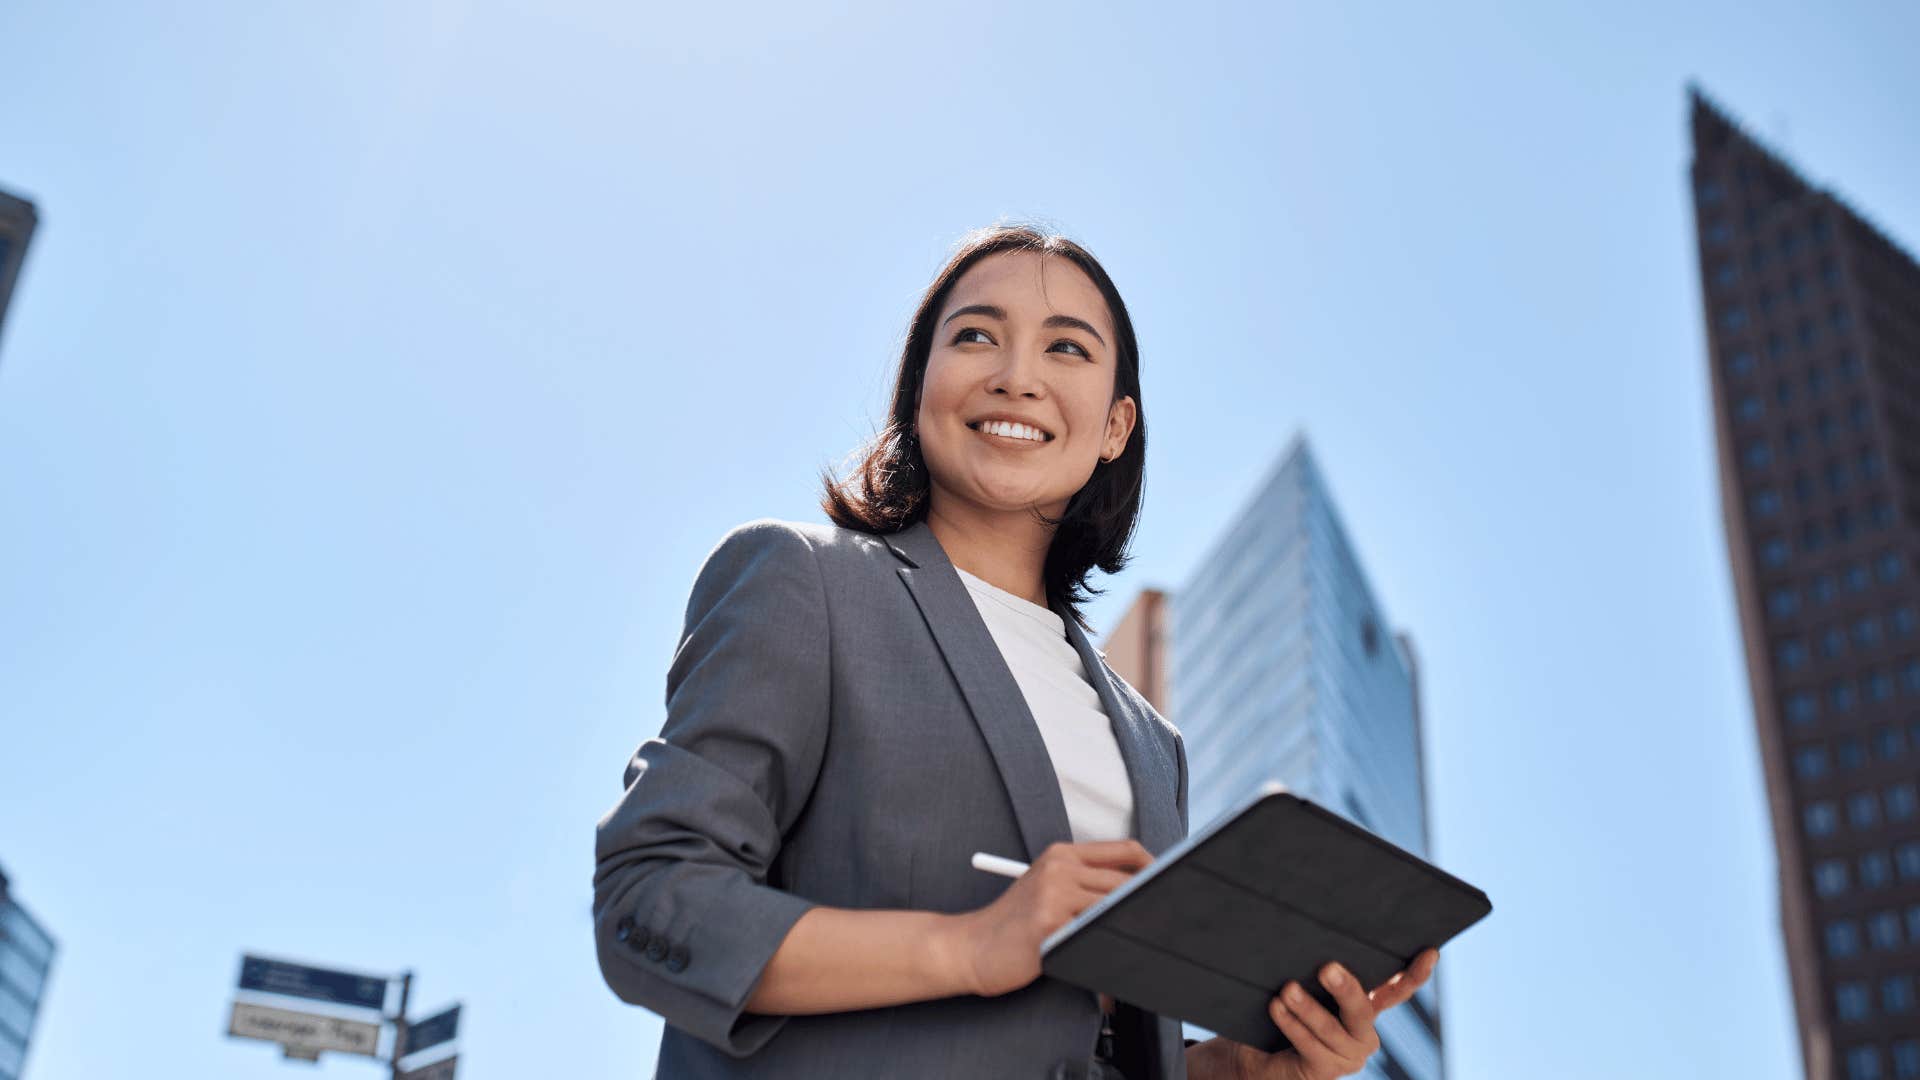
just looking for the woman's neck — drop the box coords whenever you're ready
[923,499,1056,610]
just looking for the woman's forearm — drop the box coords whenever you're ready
[743,906,977,1015]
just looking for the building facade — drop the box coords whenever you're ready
[1105,435,1442,1080]
[0,189,35,357]
[0,866,55,1080]
[1691,88,1920,1080]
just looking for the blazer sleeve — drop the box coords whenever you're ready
[592,519,830,1056]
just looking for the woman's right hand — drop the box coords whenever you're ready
[950,839,1155,998]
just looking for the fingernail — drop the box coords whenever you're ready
[1325,965,1346,988]
[1286,984,1306,1003]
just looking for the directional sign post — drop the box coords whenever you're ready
[399,1056,457,1080]
[228,1001,383,1059]
[227,954,459,1076]
[240,955,390,1011]
[401,1004,459,1058]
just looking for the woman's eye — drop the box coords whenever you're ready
[1052,339,1090,358]
[953,327,992,345]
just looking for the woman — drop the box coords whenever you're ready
[592,224,1439,1079]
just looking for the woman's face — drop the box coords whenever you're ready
[915,250,1137,522]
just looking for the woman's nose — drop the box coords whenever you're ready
[989,346,1046,399]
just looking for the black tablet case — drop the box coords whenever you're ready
[1039,783,1493,1053]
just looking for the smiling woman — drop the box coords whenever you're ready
[592,224,1432,1080]
[819,225,1148,631]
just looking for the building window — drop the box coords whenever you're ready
[1807,800,1840,837]
[1904,660,1920,695]
[1861,851,1892,889]
[1839,737,1866,769]
[1830,461,1854,495]
[1786,692,1819,726]
[1827,918,1862,957]
[1878,553,1904,582]
[1867,671,1894,702]
[1873,725,1907,760]
[1850,1045,1885,1080]
[1871,911,1904,950]
[1871,501,1895,529]
[1908,904,1920,944]
[1775,377,1794,405]
[1888,784,1918,823]
[1840,981,1874,1022]
[1796,745,1832,780]
[1762,537,1791,568]
[1744,439,1772,469]
[1891,1040,1919,1080]
[1738,395,1764,422]
[1860,448,1882,478]
[1830,680,1858,714]
[1885,976,1915,1016]
[1893,608,1916,638]
[1768,587,1801,618]
[1706,220,1732,245]
[1751,489,1782,518]
[1856,617,1883,649]
[1816,859,1850,897]
[1821,628,1848,660]
[1778,638,1809,671]
[1850,791,1880,829]
[1812,575,1838,604]
[1833,305,1854,332]
[1698,179,1725,205]
[1804,522,1826,553]
[1723,306,1749,331]
[1715,261,1739,286]
[1728,350,1757,377]
[1898,842,1920,882]
[1847,564,1873,592]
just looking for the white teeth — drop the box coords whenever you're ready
[978,420,1046,442]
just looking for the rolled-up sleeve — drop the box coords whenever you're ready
[592,519,830,1056]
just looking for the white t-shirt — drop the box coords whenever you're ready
[954,566,1135,845]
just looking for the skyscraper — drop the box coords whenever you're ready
[0,864,56,1080]
[1104,434,1442,1080]
[1689,87,1920,1080]
[0,189,36,358]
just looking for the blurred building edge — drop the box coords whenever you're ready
[0,863,57,1080]
[1100,587,1170,717]
[0,188,38,362]
[1689,85,1920,1080]
[1100,433,1444,1080]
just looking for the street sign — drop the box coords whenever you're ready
[402,1004,460,1057]
[399,1054,458,1080]
[228,1000,382,1059]
[238,954,389,1011]
[283,1045,321,1062]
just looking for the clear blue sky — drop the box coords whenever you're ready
[2,2,1916,1077]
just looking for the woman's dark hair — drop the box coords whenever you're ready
[819,223,1146,631]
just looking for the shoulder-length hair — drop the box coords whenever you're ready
[819,223,1147,631]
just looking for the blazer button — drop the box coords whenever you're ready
[665,945,690,972]
[614,915,634,944]
[645,937,669,963]
[626,924,653,953]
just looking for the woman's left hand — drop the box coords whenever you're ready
[1199,947,1439,1080]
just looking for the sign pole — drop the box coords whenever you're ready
[389,970,412,1080]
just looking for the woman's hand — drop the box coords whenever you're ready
[950,839,1154,998]
[1194,948,1440,1080]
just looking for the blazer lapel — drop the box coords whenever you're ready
[884,520,1074,862]
[1057,606,1185,856]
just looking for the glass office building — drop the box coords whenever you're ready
[1166,435,1443,1080]
[0,866,55,1080]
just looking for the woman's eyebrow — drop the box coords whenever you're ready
[941,303,1108,348]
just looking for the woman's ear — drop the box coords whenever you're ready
[1105,396,1137,458]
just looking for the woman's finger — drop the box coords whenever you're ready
[1073,839,1154,869]
[1276,981,1367,1061]
[1315,963,1381,1048]
[1266,990,1342,1072]
[1368,948,1439,1012]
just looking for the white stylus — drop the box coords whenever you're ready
[970,852,1030,879]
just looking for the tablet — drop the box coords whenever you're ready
[1039,780,1493,1053]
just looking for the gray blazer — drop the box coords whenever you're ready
[593,517,1190,1079]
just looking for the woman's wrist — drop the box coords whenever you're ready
[924,911,982,998]
[1184,1036,1245,1080]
